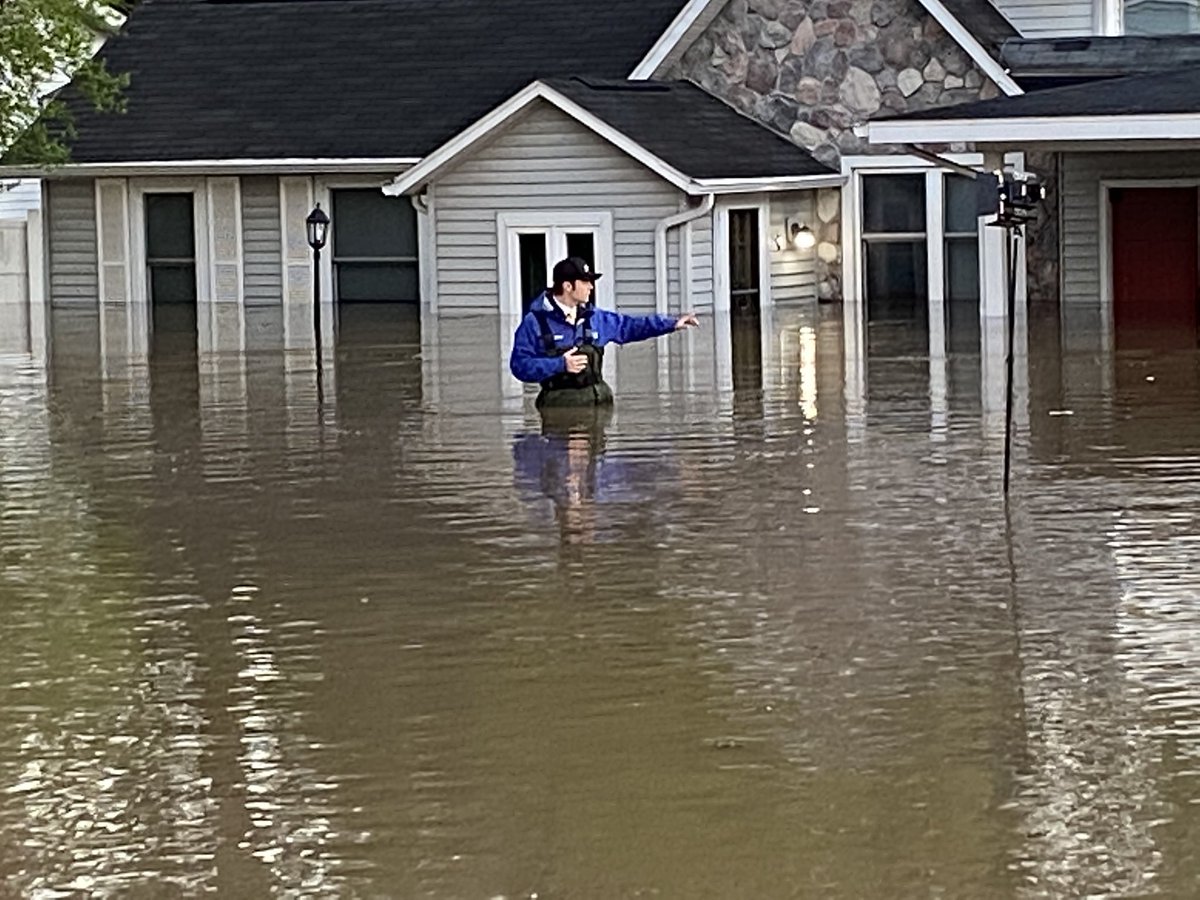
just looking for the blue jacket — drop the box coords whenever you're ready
[509,292,678,384]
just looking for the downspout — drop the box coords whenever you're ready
[409,186,433,312]
[410,186,429,214]
[655,193,716,315]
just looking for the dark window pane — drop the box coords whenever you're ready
[865,240,927,316]
[519,232,548,313]
[945,236,979,303]
[863,174,926,233]
[149,264,197,304]
[145,194,195,261]
[332,189,417,259]
[565,232,595,269]
[944,175,980,234]
[336,262,419,302]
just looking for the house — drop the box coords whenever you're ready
[8,0,1197,366]
[866,58,1200,351]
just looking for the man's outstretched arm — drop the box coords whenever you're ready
[593,309,699,345]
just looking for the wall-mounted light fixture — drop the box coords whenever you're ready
[786,216,816,250]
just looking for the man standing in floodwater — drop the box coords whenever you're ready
[509,256,699,408]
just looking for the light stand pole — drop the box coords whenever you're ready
[305,203,330,408]
[984,172,1044,497]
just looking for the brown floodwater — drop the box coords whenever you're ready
[1,301,1199,898]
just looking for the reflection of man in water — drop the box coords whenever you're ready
[512,406,613,545]
[509,257,698,409]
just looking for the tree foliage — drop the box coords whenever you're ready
[0,0,127,165]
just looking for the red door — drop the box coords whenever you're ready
[1111,187,1198,343]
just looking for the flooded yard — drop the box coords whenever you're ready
[2,302,1199,897]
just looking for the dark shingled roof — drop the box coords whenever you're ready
[1001,35,1200,77]
[61,0,689,162]
[939,0,1018,53]
[885,65,1200,120]
[541,78,836,180]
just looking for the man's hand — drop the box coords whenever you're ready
[563,347,588,374]
[675,312,700,330]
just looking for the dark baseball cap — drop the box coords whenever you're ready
[550,256,602,288]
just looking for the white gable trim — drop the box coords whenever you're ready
[628,0,1022,95]
[384,82,695,194]
[915,0,1022,96]
[868,113,1200,145]
[382,81,842,197]
[629,0,719,79]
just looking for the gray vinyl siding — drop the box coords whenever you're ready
[770,192,816,303]
[433,101,686,313]
[689,214,714,308]
[1061,151,1200,305]
[46,180,98,307]
[990,0,1095,36]
[240,176,283,306]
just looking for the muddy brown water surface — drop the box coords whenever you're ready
[2,303,1199,898]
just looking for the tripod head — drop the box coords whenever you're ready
[975,170,1047,230]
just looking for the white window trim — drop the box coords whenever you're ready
[495,211,616,318]
[1098,0,1122,34]
[128,177,211,307]
[1098,178,1200,325]
[841,153,1029,316]
[712,195,773,314]
[840,155,986,308]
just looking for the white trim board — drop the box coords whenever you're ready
[627,0,1021,94]
[629,0,724,79]
[867,113,1200,146]
[382,81,843,198]
[0,158,419,178]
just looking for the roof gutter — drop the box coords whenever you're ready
[655,193,715,316]
[689,173,844,193]
[865,112,1200,145]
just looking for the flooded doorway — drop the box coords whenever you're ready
[1110,186,1199,348]
[726,207,765,407]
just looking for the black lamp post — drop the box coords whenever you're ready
[305,204,330,392]
[306,202,330,328]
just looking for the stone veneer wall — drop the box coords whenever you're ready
[671,0,1007,302]
[1024,151,1060,303]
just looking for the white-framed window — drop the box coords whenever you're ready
[1097,0,1200,34]
[496,211,614,317]
[841,155,993,318]
[1124,0,1200,33]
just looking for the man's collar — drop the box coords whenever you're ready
[543,293,581,322]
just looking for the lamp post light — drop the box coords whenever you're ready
[305,202,330,336]
[305,204,330,397]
